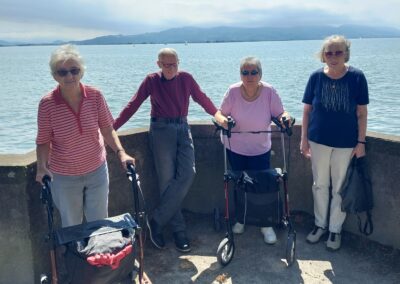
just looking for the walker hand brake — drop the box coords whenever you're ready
[226,116,236,138]
[272,116,295,137]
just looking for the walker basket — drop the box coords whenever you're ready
[54,213,137,284]
[235,169,282,227]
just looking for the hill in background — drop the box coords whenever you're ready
[72,25,400,45]
[1,24,400,46]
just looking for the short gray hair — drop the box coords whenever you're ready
[240,56,262,77]
[49,44,85,76]
[158,48,179,61]
[318,35,351,63]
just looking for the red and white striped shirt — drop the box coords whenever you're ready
[36,83,114,175]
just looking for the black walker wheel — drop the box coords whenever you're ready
[217,237,235,266]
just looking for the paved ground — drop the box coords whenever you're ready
[139,211,400,284]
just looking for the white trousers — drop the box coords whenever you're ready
[309,141,353,233]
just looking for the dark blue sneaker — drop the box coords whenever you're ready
[173,231,191,253]
[146,218,165,249]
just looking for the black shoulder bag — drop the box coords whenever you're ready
[340,156,374,236]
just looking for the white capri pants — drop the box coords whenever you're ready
[309,141,353,233]
[51,162,109,227]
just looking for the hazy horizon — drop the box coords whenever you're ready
[1,0,400,43]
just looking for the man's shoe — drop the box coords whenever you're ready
[146,218,165,249]
[260,227,277,244]
[173,231,191,253]
[326,232,341,251]
[232,222,245,234]
[306,226,327,244]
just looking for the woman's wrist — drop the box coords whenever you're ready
[357,140,366,145]
[116,148,125,155]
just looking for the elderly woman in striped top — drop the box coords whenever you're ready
[35,44,134,228]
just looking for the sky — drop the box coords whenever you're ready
[1,0,399,42]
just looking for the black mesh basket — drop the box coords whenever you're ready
[54,213,137,284]
[234,169,283,227]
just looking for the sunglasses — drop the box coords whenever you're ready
[161,62,178,68]
[324,51,345,58]
[56,68,81,77]
[241,70,259,76]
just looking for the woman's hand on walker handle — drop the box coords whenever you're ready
[214,111,229,129]
[279,111,292,128]
[117,150,135,170]
[36,165,53,185]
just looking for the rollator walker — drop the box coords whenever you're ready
[213,116,296,267]
[39,163,149,283]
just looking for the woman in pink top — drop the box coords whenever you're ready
[36,44,134,227]
[214,56,291,244]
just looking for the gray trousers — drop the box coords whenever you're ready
[149,120,196,232]
[51,162,109,227]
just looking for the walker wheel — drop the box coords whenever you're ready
[217,237,235,266]
[40,274,49,284]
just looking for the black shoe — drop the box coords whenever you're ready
[173,231,191,253]
[146,218,165,249]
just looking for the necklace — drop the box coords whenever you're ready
[241,83,261,101]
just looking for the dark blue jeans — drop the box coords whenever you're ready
[149,120,196,232]
[226,149,271,171]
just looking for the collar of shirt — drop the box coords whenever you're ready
[53,82,88,104]
[160,71,178,82]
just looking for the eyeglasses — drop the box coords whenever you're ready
[161,62,178,68]
[56,68,81,77]
[324,51,345,58]
[241,70,259,76]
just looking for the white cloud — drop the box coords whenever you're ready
[0,0,399,42]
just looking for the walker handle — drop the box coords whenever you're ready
[41,175,52,205]
[226,116,236,138]
[126,162,136,176]
[272,116,295,137]
[212,116,236,138]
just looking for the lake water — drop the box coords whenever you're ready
[1,38,399,154]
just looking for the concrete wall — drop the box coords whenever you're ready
[0,123,399,284]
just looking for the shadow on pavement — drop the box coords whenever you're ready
[140,211,400,284]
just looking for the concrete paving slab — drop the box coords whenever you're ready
[140,212,400,284]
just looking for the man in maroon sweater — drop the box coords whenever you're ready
[114,48,221,252]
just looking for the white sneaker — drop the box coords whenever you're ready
[232,222,245,234]
[261,227,277,244]
[326,232,341,251]
[306,226,327,244]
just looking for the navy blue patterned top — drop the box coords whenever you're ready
[302,66,369,148]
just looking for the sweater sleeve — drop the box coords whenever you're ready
[113,76,151,130]
[188,74,218,116]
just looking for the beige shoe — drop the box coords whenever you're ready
[232,222,245,234]
[306,226,327,244]
[261,227,277,244]
[326,232,341,251]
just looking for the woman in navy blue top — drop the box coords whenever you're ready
[301,35,369,251]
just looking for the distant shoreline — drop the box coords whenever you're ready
[2,24,400,47]
[2,36,400,48]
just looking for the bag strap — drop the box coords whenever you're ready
[357,211,373,236]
